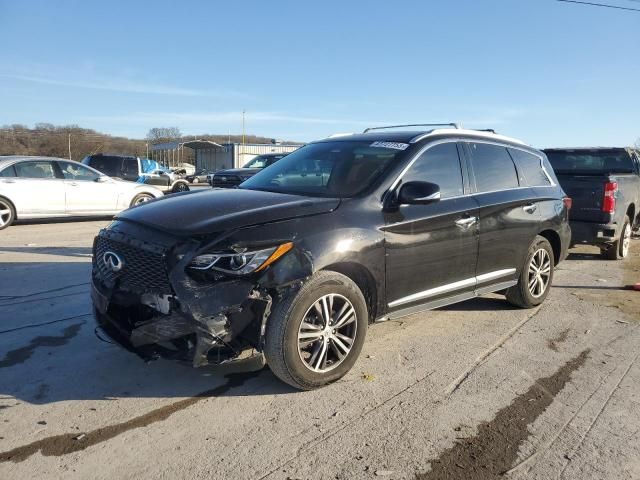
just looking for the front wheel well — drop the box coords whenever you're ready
[322,262,378,323]
[538,229,561,265]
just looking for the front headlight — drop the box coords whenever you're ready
[188,242,293,275]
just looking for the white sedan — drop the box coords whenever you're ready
[0,156,163,230]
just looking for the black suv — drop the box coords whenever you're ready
[91,124,571,390]
[210,153,287,188]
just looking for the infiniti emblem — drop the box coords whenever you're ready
[103,251,124,273]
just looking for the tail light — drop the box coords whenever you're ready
[563,197,572,210]
[602,182,618,214]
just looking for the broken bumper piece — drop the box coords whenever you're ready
[91,279,270,367]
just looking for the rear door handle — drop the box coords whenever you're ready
[523,204,537,214]
[1,179,16,184]
[455,216,478,230]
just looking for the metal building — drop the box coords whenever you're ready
[151,141,300,172]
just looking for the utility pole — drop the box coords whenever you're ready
[68,133,72,160]
[242,109,246,147]
[146,142,149,158]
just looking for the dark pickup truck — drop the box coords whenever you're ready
[543,147,640,259]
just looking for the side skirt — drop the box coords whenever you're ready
[376,280,517,322]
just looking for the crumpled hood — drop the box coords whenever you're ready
[117,188,340,236]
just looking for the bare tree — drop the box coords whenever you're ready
[146,127,182,142]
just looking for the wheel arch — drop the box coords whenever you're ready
[0,195,17,220]
[538,229,561,265]
[321,262,378,323]
[626,203,636,227]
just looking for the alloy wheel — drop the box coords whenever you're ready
[297,294,357,373]
[134,195,152,206]
[0,200,12,228]
[621,223,631,258]
[528,248,551,298]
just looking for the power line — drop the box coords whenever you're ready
[557,0,640,12]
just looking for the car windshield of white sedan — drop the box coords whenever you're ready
[239,141,403,197]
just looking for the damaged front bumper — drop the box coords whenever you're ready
[91,228,277,367]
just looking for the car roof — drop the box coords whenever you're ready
[313,128,529,148]
[0,155,70,167]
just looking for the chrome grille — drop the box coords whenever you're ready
[93,235,171,293]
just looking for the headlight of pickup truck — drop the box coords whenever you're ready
[189,242,293,275]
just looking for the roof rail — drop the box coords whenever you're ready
[363,123,460,133]
[475,129,496,134]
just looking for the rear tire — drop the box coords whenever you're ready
[0,197,16,230]
[506,235,554,309]
[171,182,189,193]
[601,216,631,260]
[264,271,368,390]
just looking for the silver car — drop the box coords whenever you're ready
[0,156,163,230]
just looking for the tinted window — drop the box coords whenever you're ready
[469,143,519,192]
[14,161,58,179]
[402,142,463,198]
[122,158,139,177]
[0,165,16,177]
[86,156,120,176]
[508,149,551,187]
[545,150,635,174]
[241,141,403,197]
[59,162,100,181]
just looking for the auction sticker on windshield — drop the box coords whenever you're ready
[370,141,409,150]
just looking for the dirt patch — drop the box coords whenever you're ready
[415,350,589,480]
[0,323,83,368]
[547,328,570,352]
[0,368,264,463]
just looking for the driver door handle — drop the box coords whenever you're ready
[455,216,478,229]
[523,203,537,214]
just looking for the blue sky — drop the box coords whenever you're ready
[1,0,638,147]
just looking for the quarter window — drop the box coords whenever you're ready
[0,165,16,177]
[14,161,58,179]
[402,142,464,198]
[468,143,519,192]
[508,149,551,187]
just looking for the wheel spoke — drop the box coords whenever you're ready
[321,296,332,328]
[334,306,355,329]
[313,341,328,371]
[331,335,351,355]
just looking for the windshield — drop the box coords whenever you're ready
[243,155,277,168]
[546,150,635,174]
[240,141,405,197]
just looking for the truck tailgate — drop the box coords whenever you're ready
[556,175,610,223]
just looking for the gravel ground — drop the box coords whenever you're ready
[0,220,638,479]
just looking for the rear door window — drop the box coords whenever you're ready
[402,142,464,198]
[14,161,58,179]
[468,143,519,193]
[508,148,552,187]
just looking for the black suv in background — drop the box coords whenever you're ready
[91,124,571,390]
[209,153,287,188]
[544,147,640,259]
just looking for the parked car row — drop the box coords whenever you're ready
[82,154,191,193]
[0,156,163,229]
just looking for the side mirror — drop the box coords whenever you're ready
[397,181,441,205]
[95,176,109,183]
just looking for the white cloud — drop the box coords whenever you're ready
[0,73,246,98]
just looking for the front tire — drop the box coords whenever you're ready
[506,235,554,308]
[264,271,368,390]
[0,197,16,230]
[601,216,631,260]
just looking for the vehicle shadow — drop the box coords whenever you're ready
[0,261,293,406]
[440,296,517,312]
[0,246,93,258]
